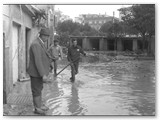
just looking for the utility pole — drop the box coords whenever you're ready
[48,5,55,46]
[113,11,117,56]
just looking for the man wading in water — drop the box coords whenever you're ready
[48,38,63,77]
[67,39,86,82]
[27,28,55,115]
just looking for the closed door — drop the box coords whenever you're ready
[12,24,19,84]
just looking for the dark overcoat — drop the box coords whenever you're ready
[27,38,51,77]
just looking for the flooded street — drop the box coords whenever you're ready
[42,58,155,115]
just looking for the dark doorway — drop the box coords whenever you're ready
[108,39,115,51]
[123,40,133,51]
[138,40,143,50]
[77,38,82,48]
[90,38,99,51]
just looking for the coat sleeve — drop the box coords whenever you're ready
[79,46,86,56]
[31,44,46,77]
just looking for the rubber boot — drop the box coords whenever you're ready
[70,70,75,82]
[40,95,49,111]
[54,69,57,77]
[33,96,45,115]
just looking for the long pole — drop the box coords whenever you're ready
[56,58,79,76]
[52,5,55,43]
[48,5,55,46]
[113,11,117,56]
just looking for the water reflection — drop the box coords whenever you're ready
[68,84,85,115]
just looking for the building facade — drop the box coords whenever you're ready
[76,14,119,30]
[69,36,155,55]
[3,5,50,103]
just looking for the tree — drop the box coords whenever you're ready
[100,20,139,37]
[56,20,81,34]
[72,29,81,36]
[99,21,113,34]
[120,21,139,36]
[80,23,92,32]
[119,4,155,52]
[57,20,99,37]
[58,32,70,46]
[100,21,123,37]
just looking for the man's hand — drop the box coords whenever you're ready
[43,74,54,83]
[42,75,48,82]
[43,75,52,84]
[84,53,87,57]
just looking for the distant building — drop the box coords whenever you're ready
[54,9,72,26]
[54,9,62,26]
[75,16,84,24]
[59,14,72,22]
[75,13,119,30]
[69,35,154,54]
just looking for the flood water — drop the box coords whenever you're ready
[43,56,155,115]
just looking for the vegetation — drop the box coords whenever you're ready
[56,20,99,45]
[55,4,155,54]
[119,4,155,52]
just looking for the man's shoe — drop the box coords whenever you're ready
[54,74,57,77]
[34,108,45,115]
[41,105,49,111]
[70,77,75,82]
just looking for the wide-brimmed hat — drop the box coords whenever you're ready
[39,28,50,36]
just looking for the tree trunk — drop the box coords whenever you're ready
[142,33,145,52]
[147,35,152,56]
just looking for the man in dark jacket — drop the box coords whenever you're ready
[27,28,54,115]
[67,39,86,82]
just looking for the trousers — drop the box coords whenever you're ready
[30,76,43,97]
[51,60,58,74]
[71,61,79,80]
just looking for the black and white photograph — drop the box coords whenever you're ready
[3,4,155,116]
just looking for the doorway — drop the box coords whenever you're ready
[12,23,20,84]
[90,38,100,51]
[25,28,31,71]
[123,40,133,51]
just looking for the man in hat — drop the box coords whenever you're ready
[67,39,86,82]
[27,28,55,115]
[48,38,63,77]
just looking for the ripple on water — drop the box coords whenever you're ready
[44,60,155,115]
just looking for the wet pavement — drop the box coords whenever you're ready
[4,54,155,116]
